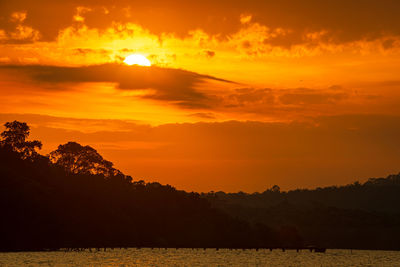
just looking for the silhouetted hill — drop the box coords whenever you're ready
[0,147,285,251]
[203,175,400,250]
[2,120,400,251]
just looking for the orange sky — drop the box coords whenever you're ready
[1,1,400,192]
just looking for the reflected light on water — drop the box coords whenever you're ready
[1,248,400,267]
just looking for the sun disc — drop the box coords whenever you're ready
[123,54,151,66]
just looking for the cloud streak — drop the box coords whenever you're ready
[0,62,390,122]
[0,63,235,109]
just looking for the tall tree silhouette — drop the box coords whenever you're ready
[49,141,122,177]
[0,120,42,159]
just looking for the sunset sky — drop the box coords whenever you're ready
[1,0,400,192]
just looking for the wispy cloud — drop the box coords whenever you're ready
[0,63,235,109]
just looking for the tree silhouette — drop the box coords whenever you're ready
[49,141,122,177]
[271,185,281,193]
[4,120,400,251]
[0,120,42,159]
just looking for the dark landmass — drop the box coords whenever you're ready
[203,175,400,250]
[2,146,294,251]
[1,121,400,251]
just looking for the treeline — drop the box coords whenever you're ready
[0,121,299,251]
[203,175,400,250]
[2,120,400,251]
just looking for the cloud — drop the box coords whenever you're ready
[279,91,348,105]
[0,63,234,109]
[1,1,400,45]
[189,112,217,119]
[204,50,215,58]
[72,48,110,56]
[0,61,382,120]
[215,86,355,118]
[0,113,146,133]
[0,10,41,44]
[225,88,275,107]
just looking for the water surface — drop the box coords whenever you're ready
[1,248,399,266]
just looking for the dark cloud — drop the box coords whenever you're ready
[382,39,396,50]
[0,61,388,117]
[241,41,252,49]
[328,85,343,90]
[1,0,400,45]
[204,50,215,58]
[279,92,348,105]
[0,113,147,132]
[72,48,110,55]
[189,112,217,119]
[376,80,400,87]
[0,63,234,108]
[0,37,36,45]
[218,86,353,116]
[225,88,275,107]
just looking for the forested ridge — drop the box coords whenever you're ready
[0,121,287,251]
[1,121,400,251]
[203,175,400,250]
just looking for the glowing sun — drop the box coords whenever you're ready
[123,54,152,66]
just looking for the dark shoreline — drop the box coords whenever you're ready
[3,130,400,254]
[2,246,400,253]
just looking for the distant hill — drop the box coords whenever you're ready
[202,174,400,250]
[1,120,400,251]
[0,147,287,251]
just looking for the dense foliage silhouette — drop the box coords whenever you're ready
[0,121,282,251]
[0,121,42,159]
[203,176,400,250]
[1,121,400,251]
[49,141,123,178]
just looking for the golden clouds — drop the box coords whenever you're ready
[1,4,400,65]
[1,1,400,125]
[2,1,400,42]
[10,11,27,23]
[0,11,41,43]
[240,14,252,24]
[73,7,92,23]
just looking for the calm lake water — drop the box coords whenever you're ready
[1,248,399,266]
